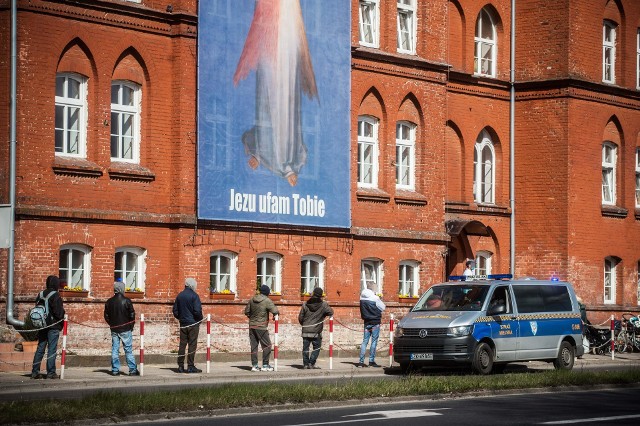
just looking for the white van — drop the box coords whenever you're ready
[393,276,584,374]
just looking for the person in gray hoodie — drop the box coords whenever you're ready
[244,285,279,371]
[298,287,333,369]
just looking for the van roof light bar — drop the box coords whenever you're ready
[448,274,513,282]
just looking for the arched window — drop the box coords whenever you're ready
[210,251,237,294]
[59,244,91,290]
[55,73,87,157]
[473,131,495,204]
[604,257,618,304]
[111,80,141,162]
[475,251,492,276]
[359,0,379,48]
[257,253,282,293]
[357,116,379,188]
[361,258,383,293]
[396,121,416,190]
[602,142,617,205]
[115,247,146,291]
[603,21,617,84]
[301,255,325,295]
[474,8,497,77]
[398,260,419,297]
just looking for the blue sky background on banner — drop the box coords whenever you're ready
[197,1,351,228]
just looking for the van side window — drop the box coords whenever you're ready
[512,285,572,313]
[488,286,511,314]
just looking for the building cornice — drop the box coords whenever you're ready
[352,46,449,84]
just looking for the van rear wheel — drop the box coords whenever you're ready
[553,341,575,370]
[472,342,493,375]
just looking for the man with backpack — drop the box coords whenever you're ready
[31,275,65,379]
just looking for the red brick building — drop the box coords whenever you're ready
[0,0,638,356]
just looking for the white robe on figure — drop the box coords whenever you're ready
[234,0,318,182]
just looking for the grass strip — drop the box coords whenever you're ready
[2,369,640,424]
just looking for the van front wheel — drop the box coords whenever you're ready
[553,341,575,370]
[472,342,493,375]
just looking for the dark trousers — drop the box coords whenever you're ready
[249,329,272,366]
[302,335,322,366]
[178,324,199,368]
[32,328,60,376]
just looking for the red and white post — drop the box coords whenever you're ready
[329,316,334,370]
[389,314,394,367]
[60,314,68,380]
[611,314,615,360]
[140,313,145,376]
[274,314,279,371]
[206,313,211,374]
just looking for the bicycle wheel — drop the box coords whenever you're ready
[614,332,628,353]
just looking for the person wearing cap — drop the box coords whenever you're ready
[104,280,138,377]
[172,278,203,373]
[244,284,279,371]
[298,287,333,369]
[31,275,65,379]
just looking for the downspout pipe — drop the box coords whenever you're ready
[509,0,516,276]
[6,0,24,327]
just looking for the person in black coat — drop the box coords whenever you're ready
[172,278,203,373]
[104,280,138,376]
[31,275,65,379]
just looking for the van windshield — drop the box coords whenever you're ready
[412,285,490,312]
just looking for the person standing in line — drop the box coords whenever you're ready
[298,287,333,369]
[104,280,139,376]
[245,285,279,371]
[31,275,65,379]
[357,284,386,368]
[172,278,203,373]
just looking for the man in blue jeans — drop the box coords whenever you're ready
[31,275,65,379]
[358,285,386,368]
[104,280,139,376]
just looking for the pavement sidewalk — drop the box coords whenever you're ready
[1,352,639,402]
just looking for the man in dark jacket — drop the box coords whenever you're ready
[244,285,279,371]
[358,285,386,368]
[104,280,138,376]
[172,278,203,373]
[298,287,333,369]
[31,275,65,379]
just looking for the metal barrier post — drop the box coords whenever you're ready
[611,314,615,360]
[206,314,211,374]
[389,314,394,367]
[274,314,279,372]
[140,313,145,376]
[60,314,68,380]
[329,316,334,370]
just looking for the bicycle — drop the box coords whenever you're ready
[614,313,640,353]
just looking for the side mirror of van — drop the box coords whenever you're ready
[488,303,506,316]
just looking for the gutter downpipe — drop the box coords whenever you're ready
[509,0,516,276]
[6,0,24,327]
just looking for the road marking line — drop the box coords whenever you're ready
[541,413,640,424]
[283,408,447,426]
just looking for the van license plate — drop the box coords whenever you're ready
[410,353,433,360]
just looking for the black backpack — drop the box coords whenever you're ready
[29,291,55,329]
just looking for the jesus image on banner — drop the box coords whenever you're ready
[233,0,318,187]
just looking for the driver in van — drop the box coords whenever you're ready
[426,294,443,310]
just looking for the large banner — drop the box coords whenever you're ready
[198,1,351,228]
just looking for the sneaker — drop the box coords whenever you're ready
[110,371,120,377]
[129,370,140,376]
[251,365,261,372]
[303,365,310,369]
[187,366,202,373]
[30,372,41,379]
[356,362,367,368]
[261,364,274,372]
[310,365,321,369]
[46,373,59,379]
[177,366,185,373]
[369,362,382,368]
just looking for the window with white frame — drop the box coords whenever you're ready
[111,81,141,162]
[475,251,492,276]
[602,142,617,205]
[603,21,617,84]
[357,116,379,188]
[114,247,146,291]
[361,258,383,293]
[301,255,325,295]
[473,131,495,204]
[398,261,419,297]
[59,244,91,290]
[396,122,416,190]
[55,73,87,157]
[257,253,282,294]
[474,8,496,77]
[604,257,617,304]
[359,0,379,48]
[210,251,237,294]
[635,147,640,207]
[397,0,416,54]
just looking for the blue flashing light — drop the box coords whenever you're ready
[448,275,466,281]
[487,274,513,280]
[550,277,560,282]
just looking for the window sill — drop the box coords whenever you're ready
[125,291,145,299]
[52,157,103,178]
[108,162,155,182]
[601,205,627,219]
[59,289,89,298]
[356,188,391,203]
[394,190,427,206]
[209,292,236,301]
